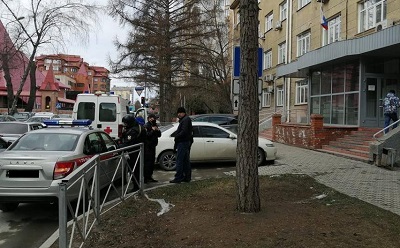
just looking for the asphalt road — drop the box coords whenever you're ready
[0,162,236,248]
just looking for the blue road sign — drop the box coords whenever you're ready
[233,46,263,78]
[56,102,61,109]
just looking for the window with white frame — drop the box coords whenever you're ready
[263,50,272,70]
[295,80,308,104]
[265,13,273,32]
[359,0,386,32]
[278,42,286,64]
[276,87,284,106]
[224,0,230,17]
[262,90,271,107]
[297,31,310,57]
[298,0,311,9]
[235,12,240,27]
[323,15,341,46]
[280,1,287,21]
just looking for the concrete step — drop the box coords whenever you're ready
[320,145,370,160]
[316,148,371,163]
[327,141,370,151]
[334,138,374,146]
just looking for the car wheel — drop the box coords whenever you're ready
[0,202,19,212]
[159,151,177,171]
[257,148,266,166]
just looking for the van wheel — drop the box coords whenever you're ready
[0,202,19,212]
[159,151,177,171]
[257,148,266,166]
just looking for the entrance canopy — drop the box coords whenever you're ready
[277,24,400,78]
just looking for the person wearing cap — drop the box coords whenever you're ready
[143,113,161,183]
[170,107,193,183]
[119,114,146,192]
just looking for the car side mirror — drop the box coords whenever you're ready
[6,141,13,148]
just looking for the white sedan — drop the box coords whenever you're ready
[155,122,277,171]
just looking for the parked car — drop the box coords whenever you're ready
[12,112,35,122]
[0,120,123,212]
[190,114,238,125]
[190,114,238,132]
[0,115,18,122]
[25,115,59,123]
[0,122,46,143]
[58,114,72,119]
[155,122,277,171]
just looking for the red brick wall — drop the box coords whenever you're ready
[272,114,357,149]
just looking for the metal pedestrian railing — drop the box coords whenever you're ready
[373,119,400,139]
[58,143,144,248]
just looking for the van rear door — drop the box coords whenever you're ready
[74,95,119,139]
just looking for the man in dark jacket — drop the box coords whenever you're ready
[170,107,193,183]
[119,114,145,191]
[143,114,161,183]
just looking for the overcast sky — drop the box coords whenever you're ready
[63,1,130,88]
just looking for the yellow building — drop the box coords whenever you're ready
[230,0,400,129]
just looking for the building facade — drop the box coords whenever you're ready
[230,0,400,129]
[36,54,111,98]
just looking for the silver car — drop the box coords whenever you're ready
[0,121,46,143]
[0,122,121,212]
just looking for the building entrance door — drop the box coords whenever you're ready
[363,77,399,128]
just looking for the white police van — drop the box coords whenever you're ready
[72,91,130,140]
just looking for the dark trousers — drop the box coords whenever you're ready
[128,152,140,189]
[384,112,399,134]
[144,147,156,180]
[174,141,191,182]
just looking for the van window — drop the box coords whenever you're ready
[77,102,95,120]
[99,103,116,122]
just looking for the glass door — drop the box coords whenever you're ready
[379,78,400,127]
[364,77,399,128]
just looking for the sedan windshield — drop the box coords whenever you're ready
[10,133,79,151]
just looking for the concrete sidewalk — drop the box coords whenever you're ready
[226,142,400,216]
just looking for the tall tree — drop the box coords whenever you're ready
[0,0,100,115]
[236,0,260,212]
[109,0,223,121]
[184,1,233,114]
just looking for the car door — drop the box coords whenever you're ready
[200,126,237,161]
[98,132,121,181]
[189,126,205,161]
[84,132,110,187]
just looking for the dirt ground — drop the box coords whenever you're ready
[82,175,400,248]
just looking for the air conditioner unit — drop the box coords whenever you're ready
[264,74,273,81]
[275,21,282,31]
[375,20,393,31]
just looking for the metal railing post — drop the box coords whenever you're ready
[94,156,101,222]
[139,143,144,196]
[58,180,68,248]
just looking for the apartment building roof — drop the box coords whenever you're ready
[277,24,400,78]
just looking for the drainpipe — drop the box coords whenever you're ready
[285,0,293,122]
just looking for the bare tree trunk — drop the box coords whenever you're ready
[26,60,36,112]
[1,54,14,114]
[236,0,260,213]
[9,46,37,115]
